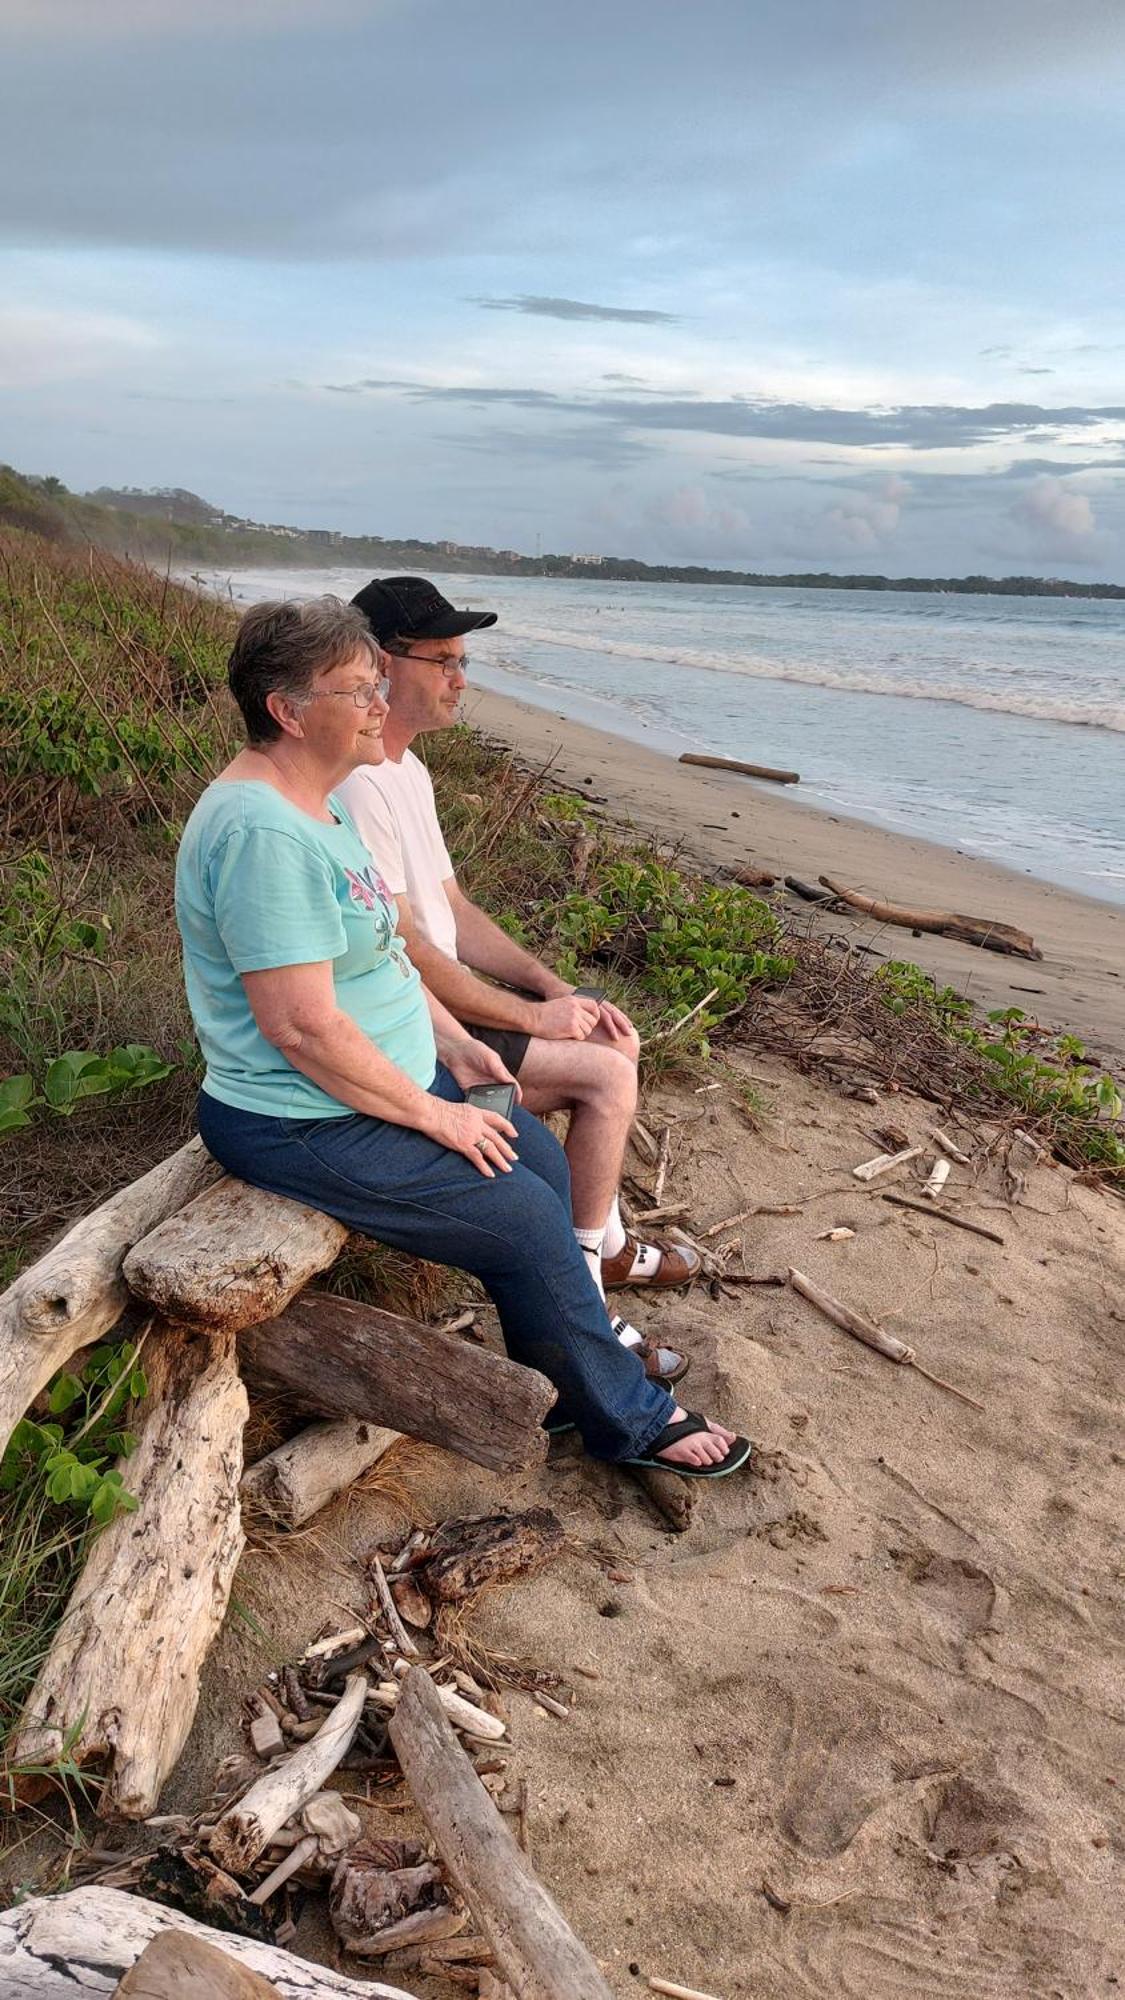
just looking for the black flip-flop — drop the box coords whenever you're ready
[624,1411,752,1480]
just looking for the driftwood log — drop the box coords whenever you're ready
[240,1293,554,1474]
[8,1325,246,1818]
[818,876,1043,960]
[406,1509,565,1604]
[627,1463,697,1532]
[679,752,799,784]
[242,1419,401,1529]
[0,1887,417,1999]
[0,1137,220,1457]
[389,1666,614,2000]
[124,1178,348,1330]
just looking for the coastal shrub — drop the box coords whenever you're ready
[876,960,1125,1178]
[0,1044,175,1139]
[556,857,794,1027]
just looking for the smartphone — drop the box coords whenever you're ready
[465,1081,517,1121]
[574,984,606,1001]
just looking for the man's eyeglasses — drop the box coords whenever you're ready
[384,650,470,683]
[301,676,389,710]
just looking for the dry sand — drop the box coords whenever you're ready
[170,1054,1124,2000]
[19,692,1122,1997]
[464,685,1125,1074]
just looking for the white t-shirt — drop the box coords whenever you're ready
[337,752,460,962]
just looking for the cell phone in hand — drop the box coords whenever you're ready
[465,1081,517,1121]
[574,984,606,1001]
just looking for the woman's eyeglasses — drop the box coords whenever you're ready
[302,676,390,710]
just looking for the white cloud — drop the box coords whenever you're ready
[0,306,158,389]
[643,482,755,559]
[821,473,908,550]
[1011,473,1097,546]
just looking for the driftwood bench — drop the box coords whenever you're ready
[2,1140,554,1819]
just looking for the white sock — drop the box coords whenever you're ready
[575,1224,606,1303]
[609,1312,645,1351]
[602,1196,628,1261]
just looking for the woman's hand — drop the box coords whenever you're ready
[427,1097,519,1178]
[444,1037,522,1101]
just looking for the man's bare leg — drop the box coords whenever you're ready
[514,1034,635,1228]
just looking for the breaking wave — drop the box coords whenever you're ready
[495,619,1125,734]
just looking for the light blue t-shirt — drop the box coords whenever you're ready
[175,780,437,1119]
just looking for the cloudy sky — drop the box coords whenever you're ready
[3,0,1125,575]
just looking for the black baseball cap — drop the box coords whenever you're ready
[351,575,497,646]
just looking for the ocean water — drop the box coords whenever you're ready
[198,566,1125,907]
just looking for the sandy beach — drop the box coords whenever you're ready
[466,685,1125,1072]
[170,1050,1124,2000]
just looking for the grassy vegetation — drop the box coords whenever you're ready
[1,522,1121,1767]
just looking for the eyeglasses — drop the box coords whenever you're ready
[384,650,469,683]
[301,676,389,710]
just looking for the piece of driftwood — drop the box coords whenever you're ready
[240,1294,554,1474]
[246,1835,321,1907]
[923,1158,951,1199]
[403,1510,566,1605]
[380,1669,508,1743]
[112,1928,284,1997]
[330,1838,462,1960]
[627,1464,697,1533]
[881,1192,1005,1245]
[370,1555,419,1657]
[785,876,833,903]
[652,1125,672,1206]
[9,1325,246,1819]
[208,1673,368,1874]
[0,1137,220,1459]
[679,752,799,784]
[787,1267,984,1412]
[648,1979,724,2000]
[114,1933,278,1997]
[818,876,1043,960]
[930,1127,972,1166]
[852,1145,923,1182]
[242,1420,401,1529]
[0,1887,417,1999]
[389,1667,614,2000]
[124,1179,348,1332]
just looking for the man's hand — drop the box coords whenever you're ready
[529,994,601,1041]
[444,1037,522,1101]
[595,998,637,1046]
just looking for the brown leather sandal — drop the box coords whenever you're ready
[601,1234,702,1290]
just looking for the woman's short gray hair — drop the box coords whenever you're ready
[228,595,380,744]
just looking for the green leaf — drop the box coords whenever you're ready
[47,1373,83,1415]
[128,1369,147,1401]
[0,1075,35,1113]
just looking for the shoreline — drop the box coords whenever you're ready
[463,683,1125,1069]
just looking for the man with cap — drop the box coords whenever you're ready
[337,576,701,1382]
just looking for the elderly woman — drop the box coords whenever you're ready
[175,596,750,1478]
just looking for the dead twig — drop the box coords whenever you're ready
[787,1268,984,1413]
[881,1193,1004,1245]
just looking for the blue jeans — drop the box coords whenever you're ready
[197,1066,674,1462]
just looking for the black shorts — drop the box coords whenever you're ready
[462,1020,532,1077]
[462,983,537,1077]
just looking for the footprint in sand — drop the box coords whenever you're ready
[888,1540,999,1664]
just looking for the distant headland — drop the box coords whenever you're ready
[3,464,1123,600]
